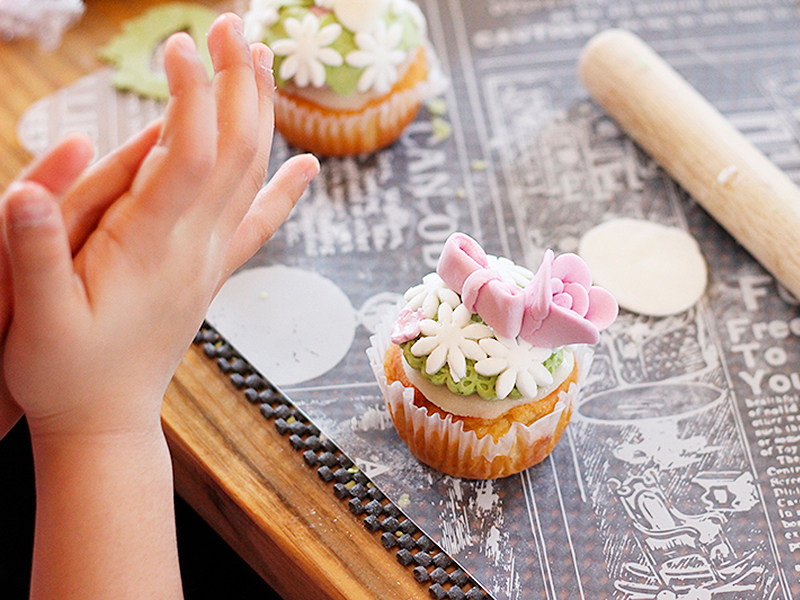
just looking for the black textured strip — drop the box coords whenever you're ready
[193,323,492,600]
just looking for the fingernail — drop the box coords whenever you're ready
[255,44,275,80]
[215,12,243,36]
[303,155,321,182]
[259,44,274,70]
[5,183,55,228]
[171,32,197,56]
[230,14,244,34]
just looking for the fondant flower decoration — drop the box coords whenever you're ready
[437,232,618,348]
[271,13,344,87]
[332,0,390,33]
[403,272,460,319]
[345,19,407,94]
[486,255,534,287]
[391,273,459,345]
[243,0,303,40]
[410,303,492,382]
[520,249,618,348]
[475,338,554,399]
[391,307,424,345]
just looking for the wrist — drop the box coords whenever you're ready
[28,416,182,598]
[29,418,170,461]
[25,389,167,445]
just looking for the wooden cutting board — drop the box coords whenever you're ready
[165,338,430,600]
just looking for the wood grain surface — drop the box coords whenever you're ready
[165,343,428,600]
[0,2,429,598]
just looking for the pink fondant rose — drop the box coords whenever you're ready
[436,233,617,348]
[390,307,424,344]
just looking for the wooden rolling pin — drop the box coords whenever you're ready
[578,29,800,301]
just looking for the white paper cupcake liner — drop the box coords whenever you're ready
[367,304,593,478]
[274,47,433,156]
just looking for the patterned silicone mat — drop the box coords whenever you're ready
[17,0,800,597]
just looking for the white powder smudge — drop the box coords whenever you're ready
[350,404,393,431]
[484,525,503,564]
[474,479,500,512]
[475,481,507,566]
[439,479,473,555]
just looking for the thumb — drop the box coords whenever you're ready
[4,182,78,327]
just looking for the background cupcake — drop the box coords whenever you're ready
[244,0,439,156]
[368,232,618,479]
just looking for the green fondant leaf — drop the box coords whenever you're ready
[99,2,218,100]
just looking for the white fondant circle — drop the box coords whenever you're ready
[578,218,707,317]
[206,266,357,386]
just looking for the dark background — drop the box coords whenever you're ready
[0,419,282,599]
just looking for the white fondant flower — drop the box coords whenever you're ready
[391,0,427,33]
[315,0,336,8]
[403,273,460,319]
[345,19,407,94]
[411,303,492,382]
[333,0,389,33]
[487,255,534,287]
[271,13,344,87]
[243,0,302,41]
[475,337,554,399]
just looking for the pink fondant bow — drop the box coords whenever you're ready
[436,232,618,348]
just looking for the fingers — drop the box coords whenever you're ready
[206,14,261,191]
[214,41,277,240]
[120,15,261,243]
[61,120,162,253]
[19,132,95,196]
[246,43,277,195]
[219,154,319,282]
[126,32,217,229]
[3,183,80,330]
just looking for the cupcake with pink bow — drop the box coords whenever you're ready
[243,0,438,156]
[368,232,618,479]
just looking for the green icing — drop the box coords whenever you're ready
[326,27,361,96]
[262,4,423,96]
[402,340,564,402]
[543,350,564,373]
[394,12,422,49]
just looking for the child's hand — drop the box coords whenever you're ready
[3,14,318,441]
[1,14,318,597]
[0,133,96,437]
